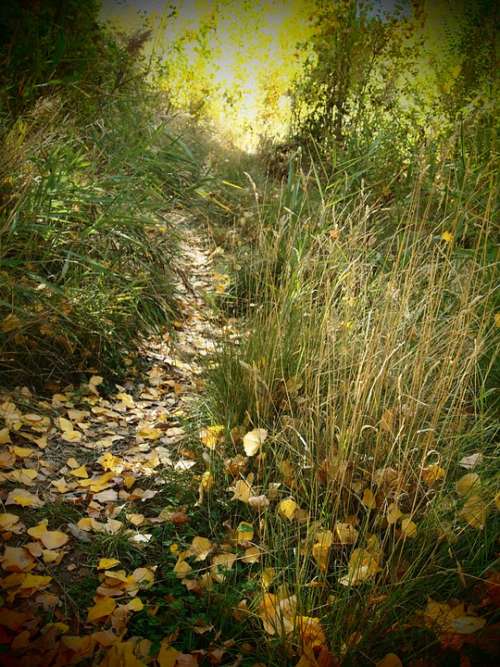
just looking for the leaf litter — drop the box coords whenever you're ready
[0,220,498,667]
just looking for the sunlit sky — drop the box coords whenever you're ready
[101,1,317,148]
[100,1,449,150]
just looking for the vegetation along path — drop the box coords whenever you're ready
[1,2,499,667]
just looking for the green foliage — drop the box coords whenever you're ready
[0,3,206,385]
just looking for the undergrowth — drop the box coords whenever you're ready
[0,1,207,386]
[202,126,499,664]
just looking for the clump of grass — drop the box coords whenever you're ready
[205,139,499,662]
[0,10,207,386]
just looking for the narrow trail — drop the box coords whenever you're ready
[0,217,232,662]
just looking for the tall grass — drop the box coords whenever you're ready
[205,137,499,663]
[0,13,207,385]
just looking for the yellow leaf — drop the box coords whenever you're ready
[261,567,275,589]
[126,597,144,612]
[0,313,21,333]
[495,312,500,328]
[70,465,88,479]
[0,546,36,572]
[61,430,82,443]
[87,596,116,622]
[460,494,487,529]
[200,425,225,449]
[127,513,145,527]
[116,392,135,409]
[0,513,21,531]
[97,558,120,570]
[42,549,63,565]
[0,428,11,444]
[173,559,192,579]
[157,642,179,667]
[362,488,377,509]
[422,464,446,485]
[312,542,330,572]
[137,424,162,440]
[51,478,70,493]
[339,548,380,586]
[27,521,69,549]
[211,552,237,582]
[386,503,403,525]
[376,654,402,667]
[242,546,260,563]
[236,521,254,544]
[278,498,298,521]
[5,488,43,508]
[77,517,103,532]
[401,518,417,538]
[259,592,296,636]
[296,615,326,648]
[243,428,267,456]
[123,474,136,490]
[421,598,486,635]
[57,417,74,432]
[335,522,358,544]
[10,446,35,459]
[8,468,37,485]
[231,477,254,503]
[19,573,52,592]
[191,536,213,561]
[455,473,480,497]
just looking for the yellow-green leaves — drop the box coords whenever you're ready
[200,425,225,449]
[339,544,382,586]
[278,498,298,521]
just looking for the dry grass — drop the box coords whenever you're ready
[205,147,499,662]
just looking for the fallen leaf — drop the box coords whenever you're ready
[248,494,270,510]
[335,523,358,545]
[279,498,298,521]
[200,425,225,449]
[242,546,260,563]
[376,654,402,667]
[459,453,483,470]
[211,552,237,582]
[191,536,213,561]
[174,560,192,579]
[362,488,377,510]
[27,521,69,549]
[0,513,21,532]
[0,546,36,572]
[401,518,417,538]
[339,548,380,586]
[231,477,254,503]
[456,473,480,497]
[236,521,254,544]
[243,428,267,456]
[422,464,446,485]
[6,488,43,508]
[98,558,121,570]
[460,495,487,529]
[87,596,117,622]
[126,597,144,612]
[158,642,179,667]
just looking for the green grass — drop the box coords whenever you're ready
[0,7,210,386]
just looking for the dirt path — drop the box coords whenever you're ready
[0,217,230,663]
